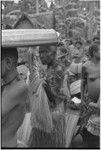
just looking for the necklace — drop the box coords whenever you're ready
[2,74,18,92]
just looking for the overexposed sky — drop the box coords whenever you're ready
[45,0,55,7]
[14,0,19,3]
[45,0,51,7]
[2,4,4,9]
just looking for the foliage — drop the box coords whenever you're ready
[2,0,100,42]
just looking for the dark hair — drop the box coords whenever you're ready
[1,47,18,65]
[93,36,100,42]
[39,45,50,51]
[75,41,82,45]
[5,24,12,29]
[39,44,57,53]
[17,61,26,66]
[57,42,64,47]
[86,40,91,45]
[89,44,99,57]
[69,40,73,45]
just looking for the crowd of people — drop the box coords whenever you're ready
[1,33,100,148]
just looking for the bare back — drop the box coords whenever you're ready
[2,77,28,147]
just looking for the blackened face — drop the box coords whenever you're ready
[39,45,56,65]
[39,49,48,65]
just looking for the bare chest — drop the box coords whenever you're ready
[87,63,100,79]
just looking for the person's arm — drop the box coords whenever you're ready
[43,82,56,104]
[81,65,87,103]
[89,96,100,108]
[88,96,100,114]
[2,81,28,117]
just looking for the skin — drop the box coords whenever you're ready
[39,45,68,106]
[89,96,100,109]
[81,45,100,148]
[2,56,28,147]
[17,65,29,82]
[81,47,100,104]
[39,45,56,66]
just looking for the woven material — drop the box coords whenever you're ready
[31,81,53,133]
[28,103,65,148]
[86,115,100,136]
[70,80,81,95]
[17,113,32,146]
[17,140,27,147]
[65,109,80,147]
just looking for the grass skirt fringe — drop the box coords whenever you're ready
[28,112,65,148]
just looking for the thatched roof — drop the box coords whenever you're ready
[2,14,18,29]
[13,13,42,29]
[29,11,54,29]
[2,11,54,29]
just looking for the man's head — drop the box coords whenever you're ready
[39,44,57,66]
[75,41,82,49]
[89,44,100,60]
[1,47,18,78]
[69,40,73,45]
[93,36,100,42]
[86,40,91,45]
[92,35,100,45]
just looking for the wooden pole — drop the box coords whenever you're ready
[2,29,58,47]
[87,1,95,40]
[36,0,39,14]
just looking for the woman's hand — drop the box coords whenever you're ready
[88,102,100,115]
[89,102,99,108]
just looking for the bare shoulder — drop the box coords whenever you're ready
[82,60,91,72]
[2,80,29,116]
[83,60,90,68]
